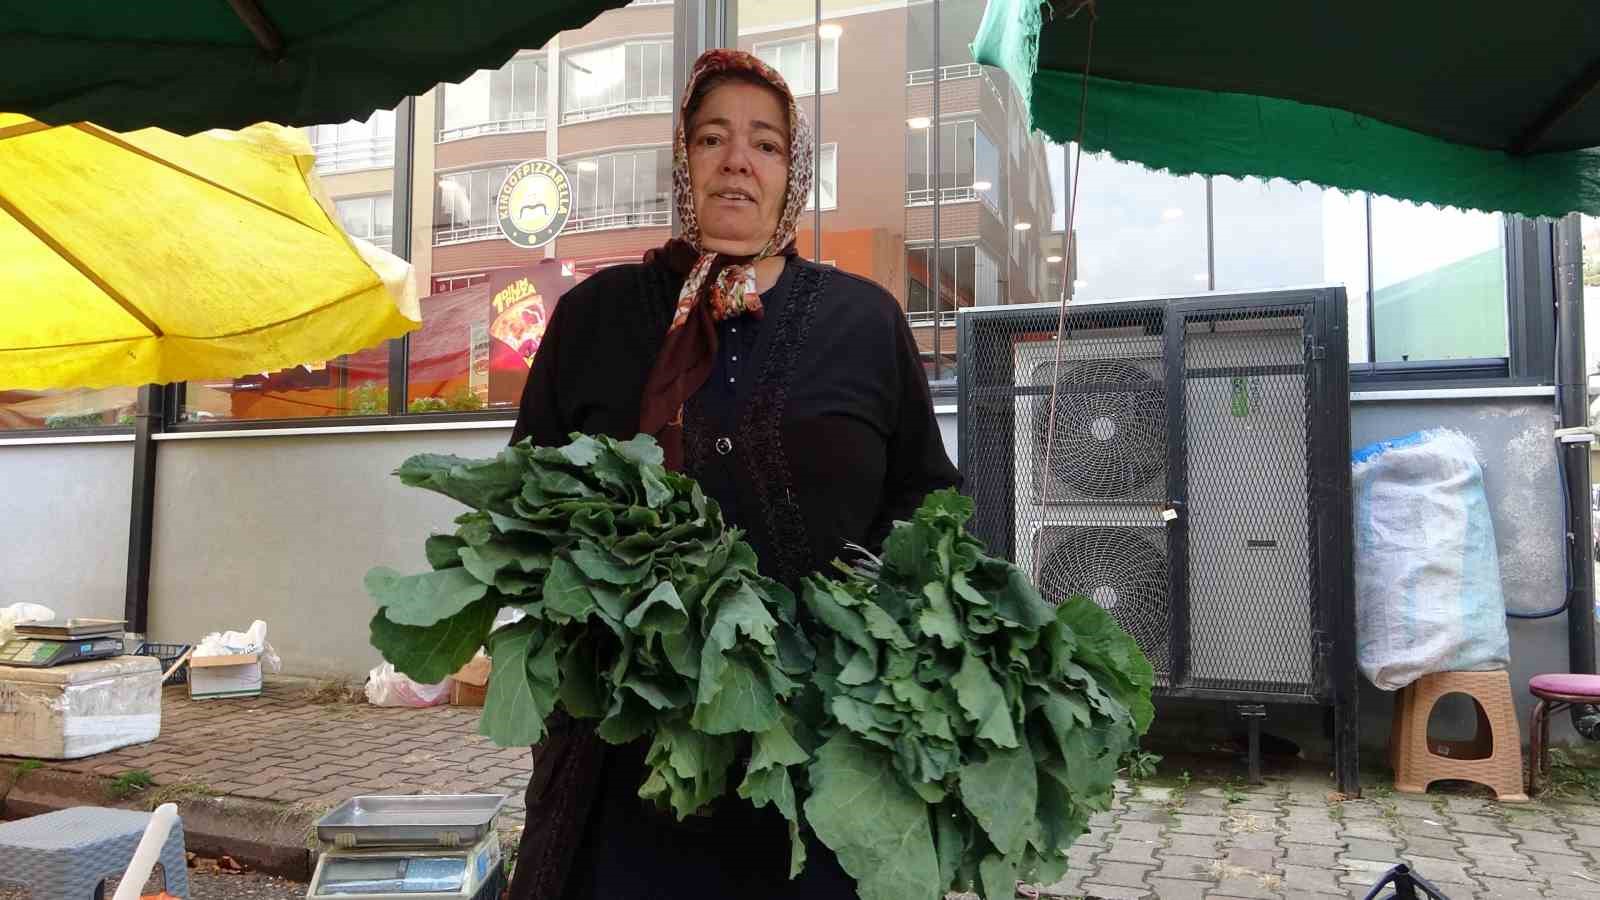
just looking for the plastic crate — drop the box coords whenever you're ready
[134,642,193,686]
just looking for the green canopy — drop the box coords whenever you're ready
[972,0,1600,218]
[0,0,626,135]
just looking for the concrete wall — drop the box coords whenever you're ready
[147,429,512,679]
[1349,396,1578,751]
[0,440,133,621]
[2,396,1588,764]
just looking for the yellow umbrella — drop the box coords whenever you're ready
[0,115,419,390]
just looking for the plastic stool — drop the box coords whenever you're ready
[1527,672,1600,795]
[0,806,190,899]
[1390,670,1528,802]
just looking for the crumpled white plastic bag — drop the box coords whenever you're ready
[195,619,282,673]
[364,662,451,707]
[0,603,54,647]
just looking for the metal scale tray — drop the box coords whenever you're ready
[316,794,506,849]
[15,618,126,639]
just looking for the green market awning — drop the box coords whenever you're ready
[973,0,1600,218]
[0,0,626,135]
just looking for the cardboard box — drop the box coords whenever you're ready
[451,654,491,707]
[0,655,162,759]
[189,652,262,700]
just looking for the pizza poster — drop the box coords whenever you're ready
[486,261,576,406]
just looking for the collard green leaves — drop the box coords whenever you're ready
[372,439,1153,900]
[797,489,1153,900]
[368,434,812,825]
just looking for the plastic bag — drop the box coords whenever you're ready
[364,662,451,707]
[1353,428,1511,690]
[195,619,282,673]
[0,603,54,647]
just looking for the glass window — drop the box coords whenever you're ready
[1583,216,1600,384]
[308,109,394,174]
[561,40,672,123]
[1212,177,1370,363]
[733,0,1060,379]
[806,144,837,211]
[1370,198,1507,362]
[0,388,137,431]
[434,164,513,244]
[439,55,547,141]
[174,4,680,423]
[181,108,401,423]
[905,120,994,208]
[1066,149,1208,302]
[404,4,675,414]
[563,148,671,232]
[753,35,839,96]
[335,194,394,251]
[907,128,929,194]
[976,246,1000,306]
[907,243,981,316]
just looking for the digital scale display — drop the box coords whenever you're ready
[316,856,468,895]
[0,637,122,667]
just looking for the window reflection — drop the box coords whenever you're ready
[439,54,548,141]
[561,41,673,123]
[754,35,839,96]
[309,110,395,174]
[335,194,393,251]
[1066,151,1208,302]
[564,148,671,232]
[1370,198,1506,362]
[0,388,137,431]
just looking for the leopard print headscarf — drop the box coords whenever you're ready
[639,49,815,471]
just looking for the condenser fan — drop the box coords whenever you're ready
[1037,526,1170,674]
[1031,358,1166,499]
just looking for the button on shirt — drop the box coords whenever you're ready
[684,264,793,529]
[702,314,761,438]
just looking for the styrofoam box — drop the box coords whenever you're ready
[0,655,162,759]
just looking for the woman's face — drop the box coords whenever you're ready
[687,80,790,256]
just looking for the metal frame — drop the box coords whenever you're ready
[956,285,1359,794]
[124,384,162,637]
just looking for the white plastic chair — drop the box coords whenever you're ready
[111,803,183,900]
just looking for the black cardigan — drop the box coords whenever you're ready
[510,254,960,586]
[506,256,960,899]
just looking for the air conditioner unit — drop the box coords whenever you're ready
[1010,325,1173,682]
[1012,334,1167,505]
[957,287,1355,793]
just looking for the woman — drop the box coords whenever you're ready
[507,49,959,899]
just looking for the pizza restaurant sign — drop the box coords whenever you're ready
[496,159,571,249]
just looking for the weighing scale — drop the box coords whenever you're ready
[307,794,507,900]
[0,618,125,668]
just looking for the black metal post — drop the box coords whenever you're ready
[387,96,416,415]
[1324,285,1362,797]
[813,0,822,260]
[124,384,163,636]
[1556,215,1596,692]
[930,0,941,379]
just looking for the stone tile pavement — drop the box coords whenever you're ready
[1038,776,1600,899]
[8,678,1600,898]
[3,680,532,827]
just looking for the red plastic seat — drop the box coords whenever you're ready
[1530,673,1600,698]
[1527,673,1600,795]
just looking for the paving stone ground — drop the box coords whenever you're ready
[1033,776,1600,899]
[8,678,1600,898]
[2,679,532,828]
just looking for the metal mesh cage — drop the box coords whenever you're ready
[1179,307,1318,697]
[957,288,1350,706]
